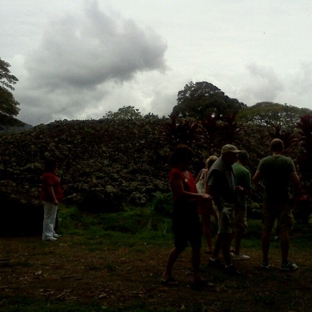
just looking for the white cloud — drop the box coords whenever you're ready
[3,0,312,125]
[15,0,168,124]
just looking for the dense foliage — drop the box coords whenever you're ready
[0,58,23,129]
[1,82,312,235]
[172,81,246,119]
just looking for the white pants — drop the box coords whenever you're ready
[42,201,57,240]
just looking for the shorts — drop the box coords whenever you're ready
[213,202,234,235]
[233,205,247,235]
[172,201,202,250]
[262,201,293,233]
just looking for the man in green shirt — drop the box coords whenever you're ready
[253,139,300,271]
[232,151,251,260]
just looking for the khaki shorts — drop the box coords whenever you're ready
[233,205,247,235]
[213,202,234,234]
[262,201,293,233]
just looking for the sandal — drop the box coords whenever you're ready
[160,277,179,286]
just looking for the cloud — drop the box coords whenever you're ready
[26,1,167,91]
[226,63,285,106]
[245,63,284,100]
[16,0,168,125]
[293,62,312,95]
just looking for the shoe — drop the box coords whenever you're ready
[225,264,241,276]
[280,261,298,271]
[232,253,250,260]
[43,237,57,241]
[208,258,225,269]
[261,261,271,269]
[53,234,61,238]
[161,277,179,286]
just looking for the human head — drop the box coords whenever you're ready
[270,138,284,153]
[206,155,218,170]
[236,150,249,165]
[44,159,58,173]
[169,145,194,168]
[221,144,240,165]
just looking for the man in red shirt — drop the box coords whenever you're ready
[40,159,63,241]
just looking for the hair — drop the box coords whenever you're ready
[237,150,249,162]
[169,145,194,168]
[270,138,284,152]
[206,155,218,169]
[43,159,58,173]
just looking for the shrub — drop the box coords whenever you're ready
[151,193,173,216]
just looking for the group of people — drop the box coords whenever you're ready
[161,139,300,289]
[38,139,300,289]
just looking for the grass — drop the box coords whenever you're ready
[1,205,312,311]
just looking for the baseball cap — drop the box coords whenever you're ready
[221,144,240,154]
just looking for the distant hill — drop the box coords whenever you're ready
[0,122,33,133]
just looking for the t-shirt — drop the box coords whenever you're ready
[232,162,251,208]
[169,168,197,202]
[257,155,296,202]
[40,172,63,202]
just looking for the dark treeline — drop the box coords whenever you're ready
[1,81,312,235]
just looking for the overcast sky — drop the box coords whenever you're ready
[1,0,312,126]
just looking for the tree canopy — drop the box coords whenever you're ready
[236,102,312,128]
[171,81,246,120]
[0,58,22,128]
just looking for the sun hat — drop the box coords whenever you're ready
[221,144,240,154]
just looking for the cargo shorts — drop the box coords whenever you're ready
[233,205,248,235]
[213,202,234,234]
[262,201,293,233]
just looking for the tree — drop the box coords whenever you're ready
[172,81,246,120]
[236,102,312,128]
[103,106,143,120]
[0,58,22,128]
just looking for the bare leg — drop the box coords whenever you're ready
[261,229,271,263]
[162,247,183,280]
[220,233,232,266]
[202,215,213,252]
[279,231,290,263]
[234,233,242,255]
[191,247,203,282]
[211,235,221,259]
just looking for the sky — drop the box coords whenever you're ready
[1,0,312,126]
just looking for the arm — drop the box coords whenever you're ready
[207,170,224,211]
[170,178,210,201]
[238,171,252,196]
[237,185,252,196]
[47,186,59,205]
[194,169,203,184]
[291,171,300,200]
[252,170,264,192]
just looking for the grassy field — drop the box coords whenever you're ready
[1,206,312,312]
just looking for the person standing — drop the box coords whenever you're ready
[231,151,251,260]
[161,145,213,289]
[207,144,241,275]
[253,139,300,270]
[40,159,63,241]
[195,156,218,254]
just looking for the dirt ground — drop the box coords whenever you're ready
[1,235,312,311]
